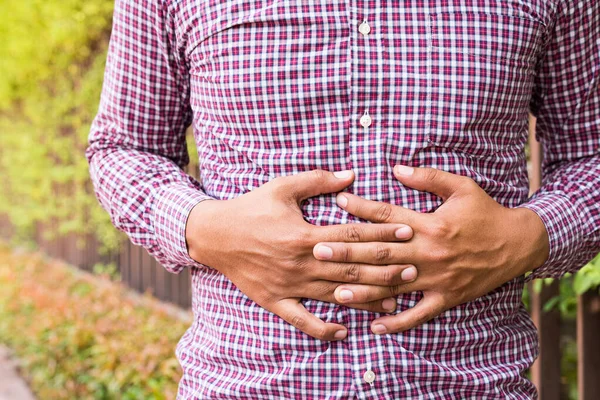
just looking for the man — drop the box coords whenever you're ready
[87,0,600,398]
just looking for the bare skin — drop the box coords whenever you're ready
[314,165,550,335]
[185,169,417,341]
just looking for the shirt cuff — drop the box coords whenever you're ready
[517,192,584,281]
[153,181,214,272]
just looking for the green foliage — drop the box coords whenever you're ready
[0,0,121,251]
[573,254,600,295]
[0,243,189,399]
[533,254,600,317]
[92,262,119,281]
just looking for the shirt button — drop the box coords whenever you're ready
[359,21,371,36]
[360,113,372,128]
[363,370,376,384]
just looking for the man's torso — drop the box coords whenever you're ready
[172,1,558,398]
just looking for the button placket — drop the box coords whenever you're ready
[358,12,373,130]
[348,2,382,395]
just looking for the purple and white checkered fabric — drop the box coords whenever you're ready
[87,0,600,398]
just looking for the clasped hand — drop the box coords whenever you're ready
[314,165,549,335]
[186,167,548,341]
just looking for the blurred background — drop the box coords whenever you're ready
[0,1,598,399]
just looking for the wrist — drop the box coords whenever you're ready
[185,199,224,265]
[508,207,550,276]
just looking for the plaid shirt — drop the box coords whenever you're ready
[87,0,600,398]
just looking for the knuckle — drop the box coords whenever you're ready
[424,168,438,183]
[375,203,394,222]
[425,219,451,239]
[378,226,392,241]
[314,325,328,340]
[312,169,327,183]
[341,246,353,262]
[435,219,451,238]
[375,245,392,263]
[344,225,362,242]
[381,268,396,286]
[414,310,432,325]
[461,177,479,191]
[316,283,333,298]
[430,247,452,263]
[344,264,361,282]
[290,257,310,275]
[388,285,401,297]
[290,314,306,330]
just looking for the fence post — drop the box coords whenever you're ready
[578,290,600,400]
[529,280,562,400]
[528,116,562,400]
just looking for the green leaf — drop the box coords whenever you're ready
[543,296,560,312]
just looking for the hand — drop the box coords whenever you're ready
[313,165,550,334]
[185,170,417,341]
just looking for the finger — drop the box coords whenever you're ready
[271,298,348,341]
[273,169,355,202]
[311,285,398,313]
[371,293,446,334]
[343,298,398,314]
[315,262,418,286]
[296,282,398,313]
[335,192,422,225]
[313,241,419,265]
[333,279,421,304]
[313,222,413,245]
[392,165,473,201]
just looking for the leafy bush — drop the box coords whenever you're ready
[0,0,120,250]
[0,243,190,399]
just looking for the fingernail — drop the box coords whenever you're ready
[334,170,353,179]
[339,289,354,301]
[334,329,347,340]
[336,193,348,208]
[394,165,414,176]
[401,266,417,281]
[382,298,396,312]
[372,324,387,334]
[315,245,333,259]
[394,226,412,239]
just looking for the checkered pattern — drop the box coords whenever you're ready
[87,0,600,398]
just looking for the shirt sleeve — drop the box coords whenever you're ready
[519,0,600,281]
[85,0,213,274]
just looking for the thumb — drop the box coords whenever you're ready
[393,165,468,201]
[371,292,446,333]
[276,169,355,202]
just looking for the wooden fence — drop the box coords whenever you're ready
[0,219,193,309]
[0,120,599,398]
